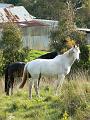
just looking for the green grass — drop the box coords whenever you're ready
[0,75,90,120]
[25,50,47,62]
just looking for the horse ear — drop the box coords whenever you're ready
[77,44,79,47]
[73,45,76,48]
[73,44,79,48]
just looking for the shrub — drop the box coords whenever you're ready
[1,22,22,71]
[80,45,89,63]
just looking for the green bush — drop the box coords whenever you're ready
[0,22,22,72]
[80,45,89,63]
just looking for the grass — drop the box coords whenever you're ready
[25,49,47,62]
[0,49,90,120]
[0,69,90,120]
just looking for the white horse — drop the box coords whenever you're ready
[19,45,80,99]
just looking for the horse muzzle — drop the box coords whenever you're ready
[77,59,80,62]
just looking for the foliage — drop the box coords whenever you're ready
[1,22,22,71]
[75,0,90,28]
[80,45,89,63]
[0,50,3,75]
[49,1,86,53]
[17,0,65,20]
[3,0,20,5]
[25,49,47,62]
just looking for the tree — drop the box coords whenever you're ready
[49,1,86,52]
[1,22,22,69]
[3,0,20,5]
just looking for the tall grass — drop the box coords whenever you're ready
[61,69,90,120]
[0,69,90,120]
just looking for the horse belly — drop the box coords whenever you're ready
[41,63,58,77]
[27,60,58,78]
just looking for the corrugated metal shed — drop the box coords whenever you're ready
[0,5,46,27]
[0,4,50,50]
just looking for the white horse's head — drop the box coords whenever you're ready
[71,45,80,61]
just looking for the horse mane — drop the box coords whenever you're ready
[64,47,73,54]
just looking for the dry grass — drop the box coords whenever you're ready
[0,77,5,94]
[0,69,90,120]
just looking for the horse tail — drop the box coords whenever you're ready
[5,66,8,92]
[19,64,29,88]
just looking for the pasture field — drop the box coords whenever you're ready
[0,70,90,120]
[0,50,90,120]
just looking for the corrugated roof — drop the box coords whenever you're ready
[6,6,36,21]
[0,6,35,23]
[0,8,9,23]
[0,5,47,27]
[35,19,58,27]
[0,3,13,8]
[17,20,48,27]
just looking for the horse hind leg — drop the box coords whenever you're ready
[10,76,14,95]
[6,80,10,95]
[29,74,40,99]
[29,79,33,99]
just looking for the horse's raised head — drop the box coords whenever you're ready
[72,44,80,61]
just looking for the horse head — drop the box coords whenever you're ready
[71,45,80,61]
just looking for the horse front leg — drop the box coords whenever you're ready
[34,79,40,98]
[55,74,65,95]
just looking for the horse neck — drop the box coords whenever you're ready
[63,50,76,66]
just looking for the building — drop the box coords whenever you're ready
[0,4,58,51]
